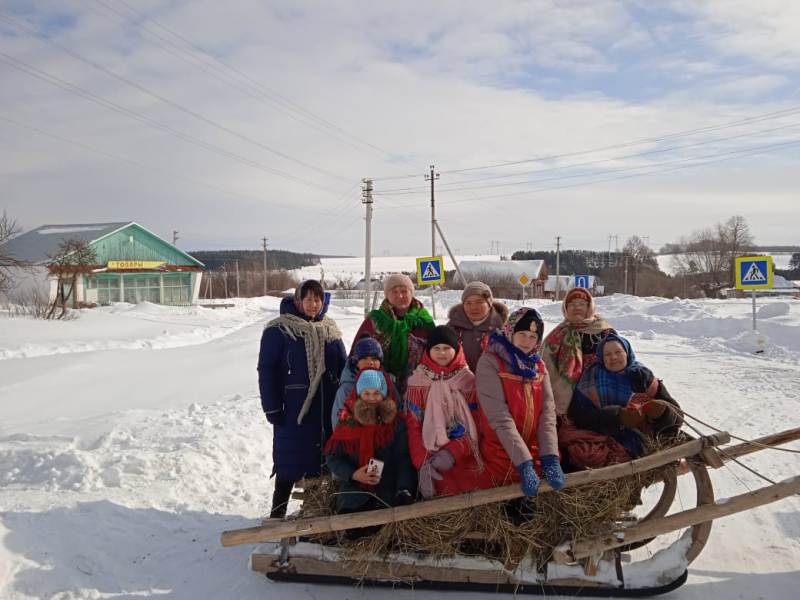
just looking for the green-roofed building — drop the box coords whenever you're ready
[0,222,204,307]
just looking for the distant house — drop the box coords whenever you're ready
[0,222,204,307]
[458,260,549,298]
[544,275,604,300]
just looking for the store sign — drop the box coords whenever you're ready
[107,260,165,270]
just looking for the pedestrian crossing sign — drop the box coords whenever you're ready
[416,256,445,285]
[735,255,773,290]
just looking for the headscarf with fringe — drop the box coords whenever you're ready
[543,290,613,388]
[406,348,481,463]
[264,296,342,425]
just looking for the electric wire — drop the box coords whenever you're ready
[0,51,346,195]
[0,11,351,184]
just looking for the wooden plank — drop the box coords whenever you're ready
[253,553,515,585]
[719,427,800,460]
[220,432,730,547]
[570,475,800,560]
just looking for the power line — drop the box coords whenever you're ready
[90,0,410,164]
[428,120,800,193]
[435,136,800,207]
[0,113,356,216]
[374,114,800,196]
[0,51,346,195]
[438,104,800,175]
[0,11,350,185]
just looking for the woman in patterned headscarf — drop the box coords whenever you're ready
[475,308,565,498]
[541,287,615,416]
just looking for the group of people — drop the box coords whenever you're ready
[258,275,682,521]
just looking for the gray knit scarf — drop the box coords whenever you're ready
[265,313,342,424]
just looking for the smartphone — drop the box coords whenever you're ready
[367,458,384,478]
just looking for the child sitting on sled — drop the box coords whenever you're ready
[331,335,394,428]
[325,369,416,518]
[475,307,565,497]
[405,325,488,498]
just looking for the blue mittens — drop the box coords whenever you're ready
[516,460,540,497]
[540,454,566,491]
[517,457,565,497]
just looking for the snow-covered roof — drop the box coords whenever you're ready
[544,275,597,292]
[459,260,545,279]
[773,274,800,289]
[0,222,130,265]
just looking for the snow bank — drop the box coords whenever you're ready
[1,291,800,599]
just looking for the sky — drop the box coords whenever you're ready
[1,0,799,256]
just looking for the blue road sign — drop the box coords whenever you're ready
[416,256,445,285]
[575,275,590,289]
[735,256,773,290]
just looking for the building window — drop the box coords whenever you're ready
[123,274,161,304]
[162,273,191,306]
[95,276,121,305]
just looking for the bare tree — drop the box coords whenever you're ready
[0,210,27,296]
[718,215,754,285]
[668,215,753,297]
[46,239,97,319]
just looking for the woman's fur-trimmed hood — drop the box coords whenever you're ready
[447,300,509,329]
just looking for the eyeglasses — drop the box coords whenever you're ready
[567,300,589,308]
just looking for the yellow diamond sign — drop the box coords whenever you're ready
[518,274,530,286]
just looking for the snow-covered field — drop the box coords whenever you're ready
[1,292,799,599]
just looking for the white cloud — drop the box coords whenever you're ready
[0,0,798,256]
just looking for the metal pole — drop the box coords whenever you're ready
[624,255,629,295]
[434,221,467,286]
[425,165,440,320]
[752,289,757,331]
[362,179,373,316]
[555,236,561,301]
[262,237,268,297]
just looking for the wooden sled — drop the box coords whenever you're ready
[222,427,800,597]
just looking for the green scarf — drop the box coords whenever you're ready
[369,298,434,377]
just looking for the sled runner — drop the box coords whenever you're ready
[221,427,800,597]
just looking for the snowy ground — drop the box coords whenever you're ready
[1,292,799,599]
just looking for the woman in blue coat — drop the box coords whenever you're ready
[258,280,347,518]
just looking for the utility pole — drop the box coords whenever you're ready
[424,165,440,320]
[555,236,561,301]
[362,178,374,316]
[624,255,629,295]
[172,230,179,246]
[262,237,268,297]
[425,165,440,258]
[235,259,240,298]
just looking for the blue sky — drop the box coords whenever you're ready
[1,0,799,255]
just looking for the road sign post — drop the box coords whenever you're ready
[518,274,530,303]
[416,256,445,320]
[734,255,773,334]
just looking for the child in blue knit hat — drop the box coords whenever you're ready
[325,369,416,523]
[331,335,397,428]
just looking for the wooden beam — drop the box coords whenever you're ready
[719,427,800,461]
[570,475,800,560]
[220,432,730,547]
